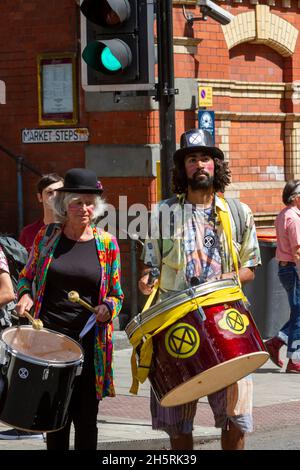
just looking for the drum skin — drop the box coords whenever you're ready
[149,300,268,407]
[0,326,83,432]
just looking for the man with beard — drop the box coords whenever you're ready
[138,129,261,450]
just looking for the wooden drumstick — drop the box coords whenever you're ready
[24,311,43,330]
[68,291,96,314]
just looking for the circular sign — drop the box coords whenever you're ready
[218,308,249,335]
[165,322,200,359]
[204,234,215,248]
[226,309,245,332]
[18,368,29,379]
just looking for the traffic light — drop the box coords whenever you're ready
[80,0,155,92]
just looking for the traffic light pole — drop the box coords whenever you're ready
[156,0,178,199]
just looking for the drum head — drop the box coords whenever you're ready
[1,326,82,364]
[159,351,269,407]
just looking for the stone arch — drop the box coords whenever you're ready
[222,4,298,58]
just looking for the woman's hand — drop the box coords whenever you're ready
[294,246,300,262]
[94,304,111,323]
[16,293,34,317]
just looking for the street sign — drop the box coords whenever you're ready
[21,128,89,144]
[198,110,215,144]
[198,85,213,108]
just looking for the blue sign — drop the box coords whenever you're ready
[198,110,215,144]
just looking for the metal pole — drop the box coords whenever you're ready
[16,156,24,235]
[130,238,138,319]
[157,0,177,199]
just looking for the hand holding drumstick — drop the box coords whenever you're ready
[68,291,111,322]
[16,293,43,330]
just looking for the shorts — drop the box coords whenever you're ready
[150,375,253,437]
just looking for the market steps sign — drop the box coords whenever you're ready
[22,128,89,144]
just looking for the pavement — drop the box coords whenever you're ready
[0,330,300,451]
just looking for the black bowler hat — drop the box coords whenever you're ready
[173,129,224,165]
[56,168,103,195]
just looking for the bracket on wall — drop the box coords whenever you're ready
[182,4,206,24]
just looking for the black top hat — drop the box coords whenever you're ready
[56,168,103,195]
[173,129,224,165]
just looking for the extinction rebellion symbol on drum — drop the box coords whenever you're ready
[218,309,250,335]
[18,368,29,379]
[165,323,200,359]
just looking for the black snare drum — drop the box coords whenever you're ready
[0,326,83,432]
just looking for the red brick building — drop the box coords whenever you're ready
[0,0,300,316]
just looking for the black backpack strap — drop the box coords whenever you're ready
[225,198,246,244]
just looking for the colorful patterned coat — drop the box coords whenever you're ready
[17,224,124,400]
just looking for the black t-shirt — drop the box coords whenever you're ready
[40,234,101,339]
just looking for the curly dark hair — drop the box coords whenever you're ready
[172,157,231,194]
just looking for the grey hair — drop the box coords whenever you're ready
[51,192,108,223]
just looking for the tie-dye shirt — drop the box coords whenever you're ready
[184,205,222,284]
[142,194,261,294]
[18,224,123,400]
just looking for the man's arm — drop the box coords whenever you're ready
[221,266,255,284]
[0,271,15,307]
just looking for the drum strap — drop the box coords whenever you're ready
[142,282,159,312]
[129,282,160,394]
[216,201,240,286]
[129,285,247,395]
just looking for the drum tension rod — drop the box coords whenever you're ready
[188,288,206,322]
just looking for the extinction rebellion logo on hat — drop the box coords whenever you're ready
[188,131,206,146]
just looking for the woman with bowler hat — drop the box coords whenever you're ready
[16,168,123,450]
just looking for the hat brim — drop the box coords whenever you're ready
[173,146,224,164]
[56,187,103,195]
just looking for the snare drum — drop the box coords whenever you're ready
[0,325,83,432]
[126,279,269,407]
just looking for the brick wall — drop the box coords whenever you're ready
[0,0,84,234]
[1,1,299,230]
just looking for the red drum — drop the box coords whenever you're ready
[0,326,83,432]
[126,279,269,407]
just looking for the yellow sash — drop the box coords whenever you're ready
[216,201,240,285]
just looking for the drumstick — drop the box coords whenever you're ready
[24,311,43,330]
[68,291,97,314]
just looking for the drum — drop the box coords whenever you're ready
[126,278,269,407]
[0,325,83,432]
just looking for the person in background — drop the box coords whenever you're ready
[265,180,300,373]
[138,128,261,450]
[16,168,123,450]
[19,173,63,252]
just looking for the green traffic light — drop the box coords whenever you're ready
[101,47,122,72]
